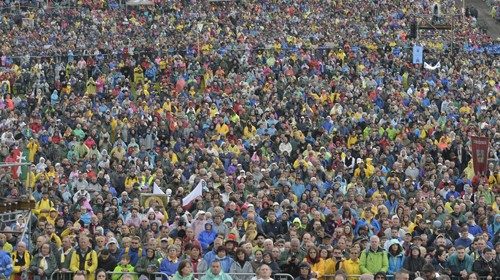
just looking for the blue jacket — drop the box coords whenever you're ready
[386,240,405,275]
[215,256,234,273]
[0,250,13,278]
[128,247,142,266]
[198,230,217,251]
[454,237,472,248]
[160,258,181,276]
[203,250,217,267]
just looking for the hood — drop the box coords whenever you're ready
[386,239,403,256]
[292,217,302,226]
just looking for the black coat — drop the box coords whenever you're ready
[98,255,118,272]
[472,258,500,277]
[403,256,426,279]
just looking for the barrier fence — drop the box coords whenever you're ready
[45,270,500,280]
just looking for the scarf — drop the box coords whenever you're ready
[40,256,48,270]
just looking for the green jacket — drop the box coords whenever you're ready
[201,270,233,280]
[135,255,161,275]
[359,247,389,274]
[172,272,196,280]
[112,264,137,280]
[30,254,58,278]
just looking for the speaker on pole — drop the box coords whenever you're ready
[409,20,417,39]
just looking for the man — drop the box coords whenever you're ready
[203,237,224,267]
[472,247,499,278]
[447,246,473,279]
[124,236,142,266]
[11,241,29,280]
[359,235,388,274]
[70,235,98,280]
[98,248,118,272]
[262,211,283,238]
[59,237,75,273]
[107,237,123,261]
[201,260,233,280]
[256,264,273,280]
[394,270,410,280]
[454,226,472,248]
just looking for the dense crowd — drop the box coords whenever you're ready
[0,0,499,280]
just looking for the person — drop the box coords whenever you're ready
[171,260,196,280]
[303,247,325,279]
[340,247,361,280]
[472,247,499,277]
[159,245,181,276]
[359,236,388,274]
[112,255,136,280]
[96,269,108,280]
[73,271,86,280]
[421,264,438,280]
[403,246,426,279]
[0,238,12,279]
[98,249,118,272]
[374,272,386,280]
[294,263,312,280]
[11,241,31,280]
[386,239,405,276]
[135,247,160,279]
[255,264,273,280]
[69,236,98,280]
[466,272,480,280]
[201,260,233,280]
[29,243,57,280]
[333,271,348,280]
[229,248,253,280]
[447,246,473,279]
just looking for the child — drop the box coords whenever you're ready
[112,254,136,280]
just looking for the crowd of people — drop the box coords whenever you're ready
[0,0,499,280]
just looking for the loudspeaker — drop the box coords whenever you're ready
[410,21,417,39]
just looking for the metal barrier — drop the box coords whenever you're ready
[50,270,75,280]
[194,272,294,280]
[106,271,170,280]
[323,275,395,280]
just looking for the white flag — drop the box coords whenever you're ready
[153,183,165,195]
[182,179,205,206]
[424,61,441,70]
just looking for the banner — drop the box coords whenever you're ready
[413,45,423,64]
[182,179,205,206]
[471,136,489,175]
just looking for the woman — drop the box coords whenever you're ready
[160,245,181,276]
[303,247,325,279]
[467,272,480,280]
[320,247,335,277]
[251,250,264,271]
[403,246,426,280]
[136,248,161,279]
[262,252,280,274]
[387,240,405,276]
[96,269,108,280]
[230,248,253,280]
[171,260,195,280]
[29,243,57,279]
[198,223,217,253]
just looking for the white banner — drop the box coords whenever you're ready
[182,179,205,206]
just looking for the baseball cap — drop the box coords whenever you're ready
[107,238,117,246]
